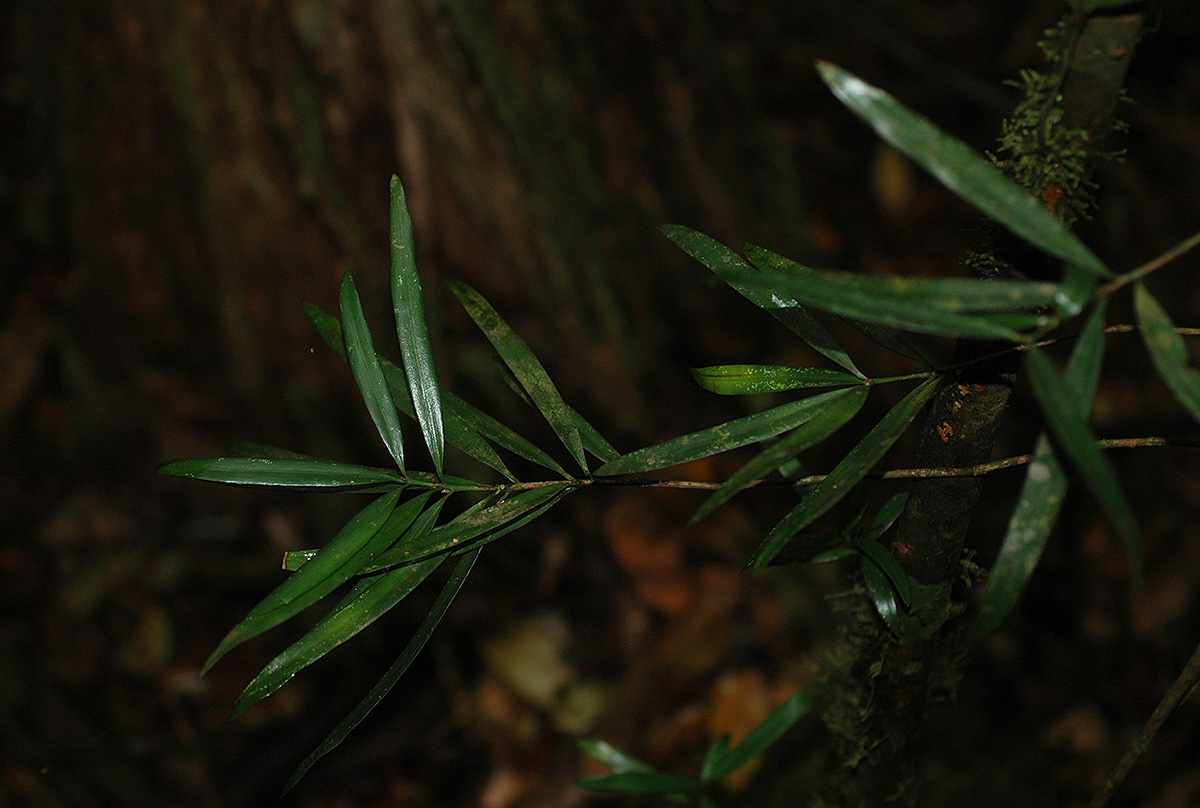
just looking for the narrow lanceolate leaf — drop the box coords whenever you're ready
[596,387,864,476]
[578,740,656,774]
[341,272,406,473]
[202,488,404,675]
[576,773,697,796]
[660,224,865,378]
[852,534,913,608]
[443,391,568,478]
[284,548,480,793]
[234,495,445,716]
[749,377,940,570]
[702,687,814,783]
[691,365,863,396]
[724,267,1036,341]
[966,307,1109,647]
[158,457,403,489]
[745,245,1061,312]
[366,483,575,570]
[692,386,868,523]
[1135,283,1200,424]
[568,404,621,463]
[1026,344,1140,580]
[449,280,588,474]
[816,61,1110,280]
[305,302,516,480]
[389,176,445,474]
[861,555,905,635]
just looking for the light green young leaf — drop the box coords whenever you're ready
[341,272,406,473]
[366,483,575,570]
[597,387,864,476]
[284,548,480,793]
[692,385,868,523]
[660,224,866,377]
[1026,344,1140,581]
[232,494,442,715]
[202,488,404,674]
[748,377,940,570]
[449,280,588,474]
[1135,283,1200,424]
[158,457,403,489]
[702,687,814,783]
[389,176,445,474]
[817,61,1110,281]
[691,365,863,395]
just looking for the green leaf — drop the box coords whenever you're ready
[724,267,1037,341]
[282,549,319,571]
[692,385,868,523]
[341,272,406,473]
[702,687,813,783]
[841,320,932,367]
[597,387,865,476]
[578,739,656,775]
[443,392,568,478]
[749,377,940,570]
[569,404,621,463]
[158,457,403,489]
[747,245,1061,313]
[232,494,442,715]
[661,224,865,377]
[449,280,588,474]
[304,302,518,481]
[1135,283,1200,424]
[284,547,479,793]
[365,483,575,570]
[861,555,906,635]
[852,535,913,607]
[816,61,1110,280]
[389,176,445,474]
[866,492,909,540]
[700,735,732,784]
[203,488,404,674]
[576,773,697,795]
[966,306,1108,647]
[1026,345,1140,580]
[691,365,863,395]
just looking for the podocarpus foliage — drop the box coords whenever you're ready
[161,5,1199,805]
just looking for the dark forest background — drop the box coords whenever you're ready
[4,1,1200,806]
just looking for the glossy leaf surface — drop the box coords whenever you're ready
[691,365,863,395]
[203,488,404,674]
[341,272,407,472]
[578,740,656,775]
[389,176,445,474]
[284,548,480,792]
[366,483,574,570]
[748,377,940,569]
[692,385,868,523]
[817,61,1110,280]
[1135,283,1200,424]
[597,387,864,476]
[232,494,440,715]
[661,224,865,377]
[158,457,402,489]
[1026,345,1140,580]
[450,280,588,474]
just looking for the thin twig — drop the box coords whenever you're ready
[574,436,1196,493]
[1088,635,1200,808]
[1097,228,1200,298]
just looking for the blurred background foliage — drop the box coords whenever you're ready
[3,1,1200,806]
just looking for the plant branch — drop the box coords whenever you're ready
[1088,634,1200,808]
[1098,228,1200,297]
